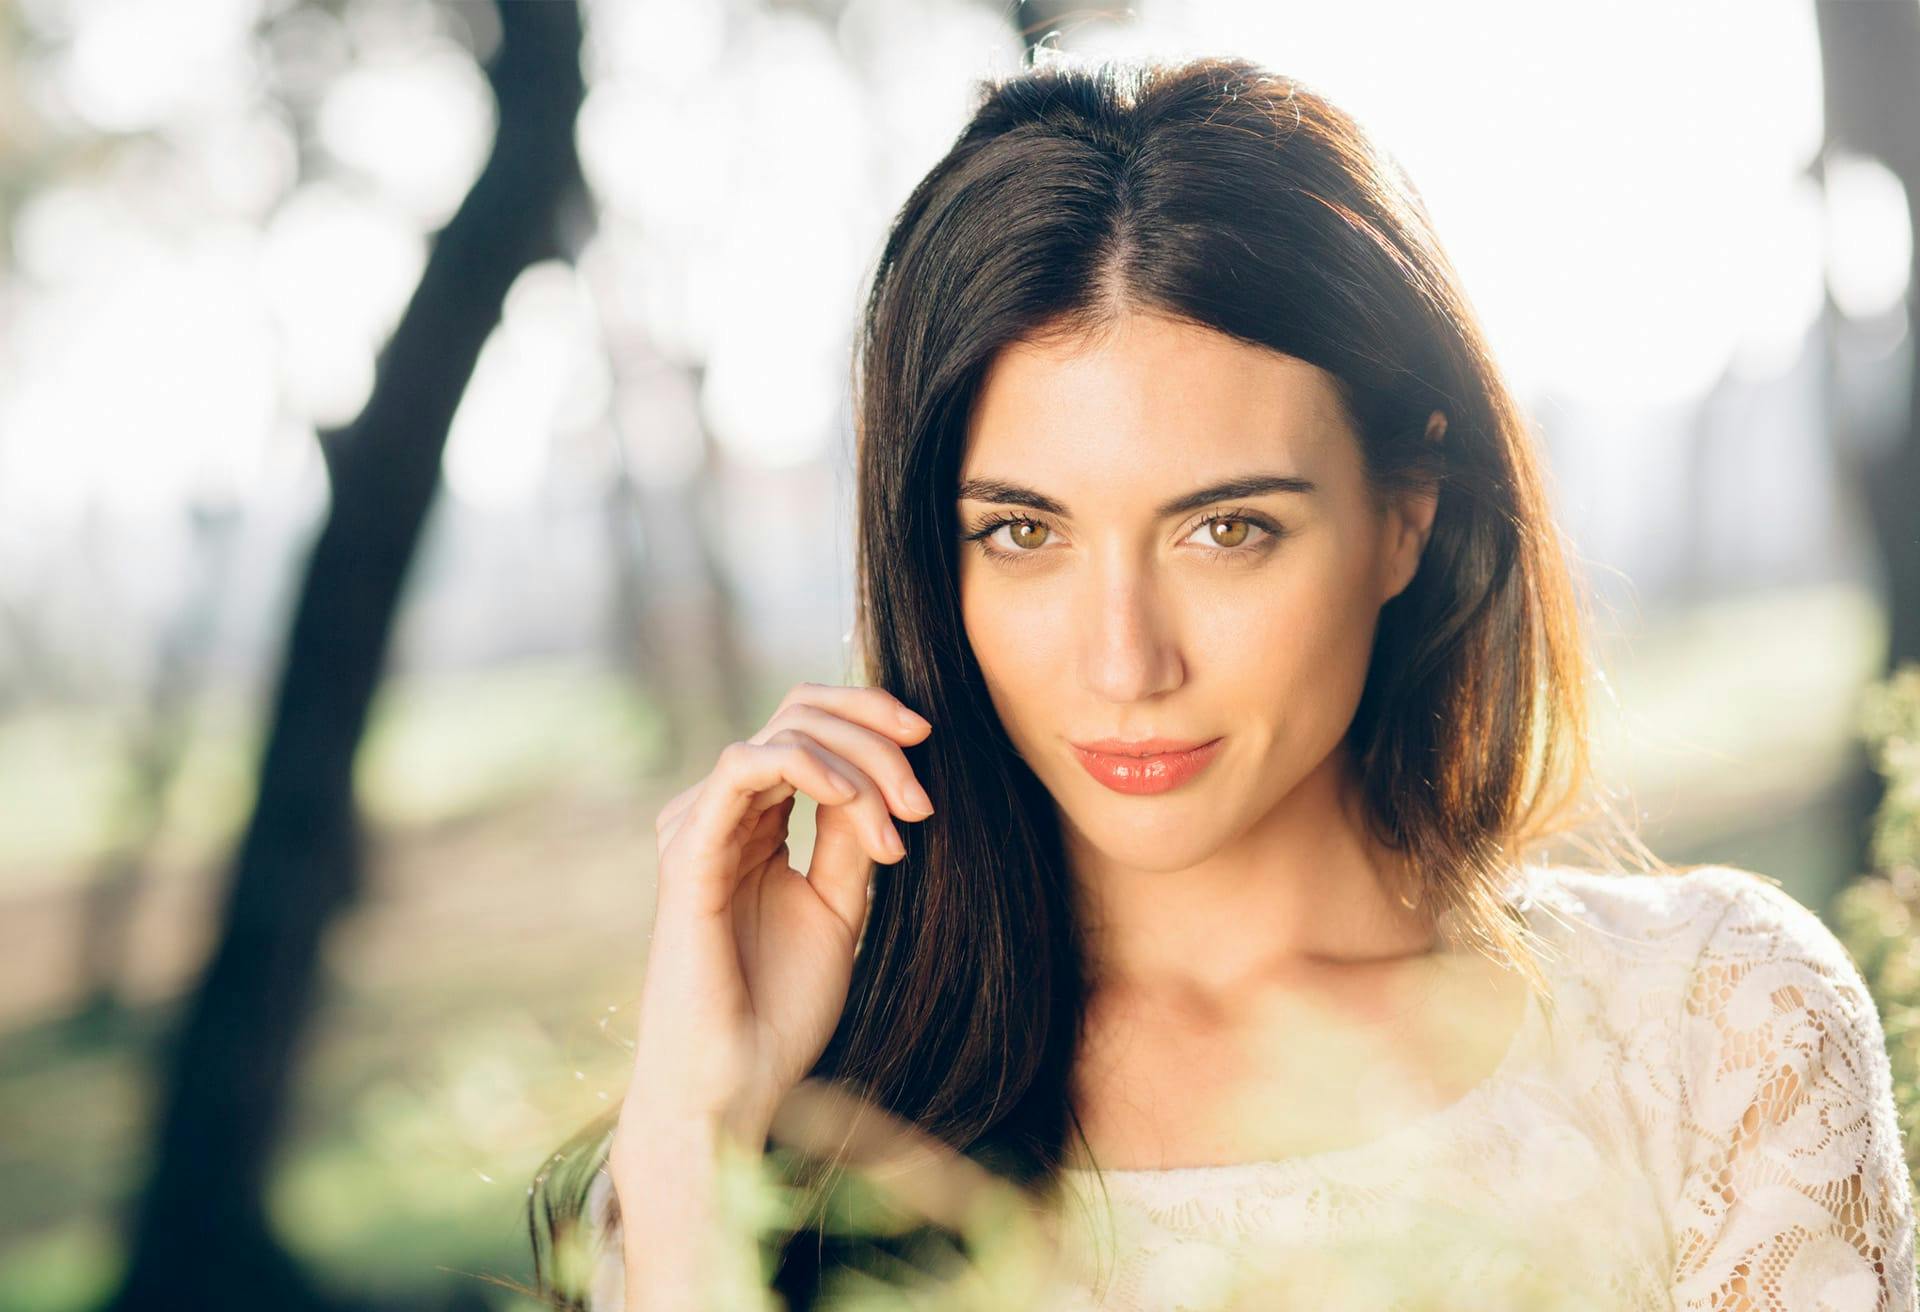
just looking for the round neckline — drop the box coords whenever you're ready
[1058,864,1548,1182]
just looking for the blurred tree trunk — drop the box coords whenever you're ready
[1812,0,1920,904]
[103,4,590,1309]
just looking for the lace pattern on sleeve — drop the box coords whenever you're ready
[1669,875,1917,1311]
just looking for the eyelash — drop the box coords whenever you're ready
[960,507,1287,563]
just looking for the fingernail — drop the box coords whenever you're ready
[897,707,933,733]
[884,825,906,858]
[904,781,934,815]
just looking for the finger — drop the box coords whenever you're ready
[769,744,902,939]
[653,676,930,845]
[658,771,789,856]
[656,676,934,863]
[653,776,707,851]
[664,739,868,911]
[760,728,907,868]
[806,810,878,943]
[656,733,821,845]
[755,703,935,824]
[738,796,795,870]
[762,682,933,750]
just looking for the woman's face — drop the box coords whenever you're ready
[956,311,1439,872]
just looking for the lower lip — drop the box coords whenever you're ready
[1070,739,1224,795]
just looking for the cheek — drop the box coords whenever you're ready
[1208,549,1382,702]
[958,571,1059,734]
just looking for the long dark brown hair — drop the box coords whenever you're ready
[520,51,1668,1309]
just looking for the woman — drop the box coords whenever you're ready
[525,54,1916,1310]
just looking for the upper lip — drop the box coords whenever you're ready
[1070,736,1220,757]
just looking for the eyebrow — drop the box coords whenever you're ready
[955,472,1319,520]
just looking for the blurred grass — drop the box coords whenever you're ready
[0,580,1893,1309]
[1587,580,1887,901]
[0,656,667,896]
[0,801,666,1310]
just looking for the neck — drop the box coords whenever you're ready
[1067,743,1440,1007]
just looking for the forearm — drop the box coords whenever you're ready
[610,1105,775,1312]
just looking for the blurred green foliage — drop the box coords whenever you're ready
[1832,662,1920,1207]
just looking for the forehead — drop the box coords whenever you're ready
[961,314,1351,486]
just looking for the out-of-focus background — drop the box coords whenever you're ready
[0,0,1916,1308]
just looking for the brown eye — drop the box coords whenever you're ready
[1006,520,1050,550]
[1206,518,1250,548]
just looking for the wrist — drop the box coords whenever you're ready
[609,1094,770,1184]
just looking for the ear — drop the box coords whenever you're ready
[1381,410,1446,603]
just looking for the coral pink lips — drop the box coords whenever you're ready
[1069,738,1224,796]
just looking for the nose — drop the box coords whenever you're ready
[1075,554,1186,704]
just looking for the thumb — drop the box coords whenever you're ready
[805,804,882,941]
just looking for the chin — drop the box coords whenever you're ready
[1063,802,1236,872]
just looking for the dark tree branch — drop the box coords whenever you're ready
[104,3,590,1308]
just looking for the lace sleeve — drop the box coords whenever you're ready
[1668,872,1917,1311]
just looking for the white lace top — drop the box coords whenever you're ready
[583,863,1918,1310]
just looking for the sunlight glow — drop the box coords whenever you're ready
[1822,151,1914,321]
[580,6,880,468]
[314,42,494,229]
[259,181,427,426]
[57,0,263,133]
[0,0,1873,518]
[1170,0,1826,405]
[444,262,611,510]
[0,226,280,520]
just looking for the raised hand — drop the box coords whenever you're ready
[610,682,936,1165]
